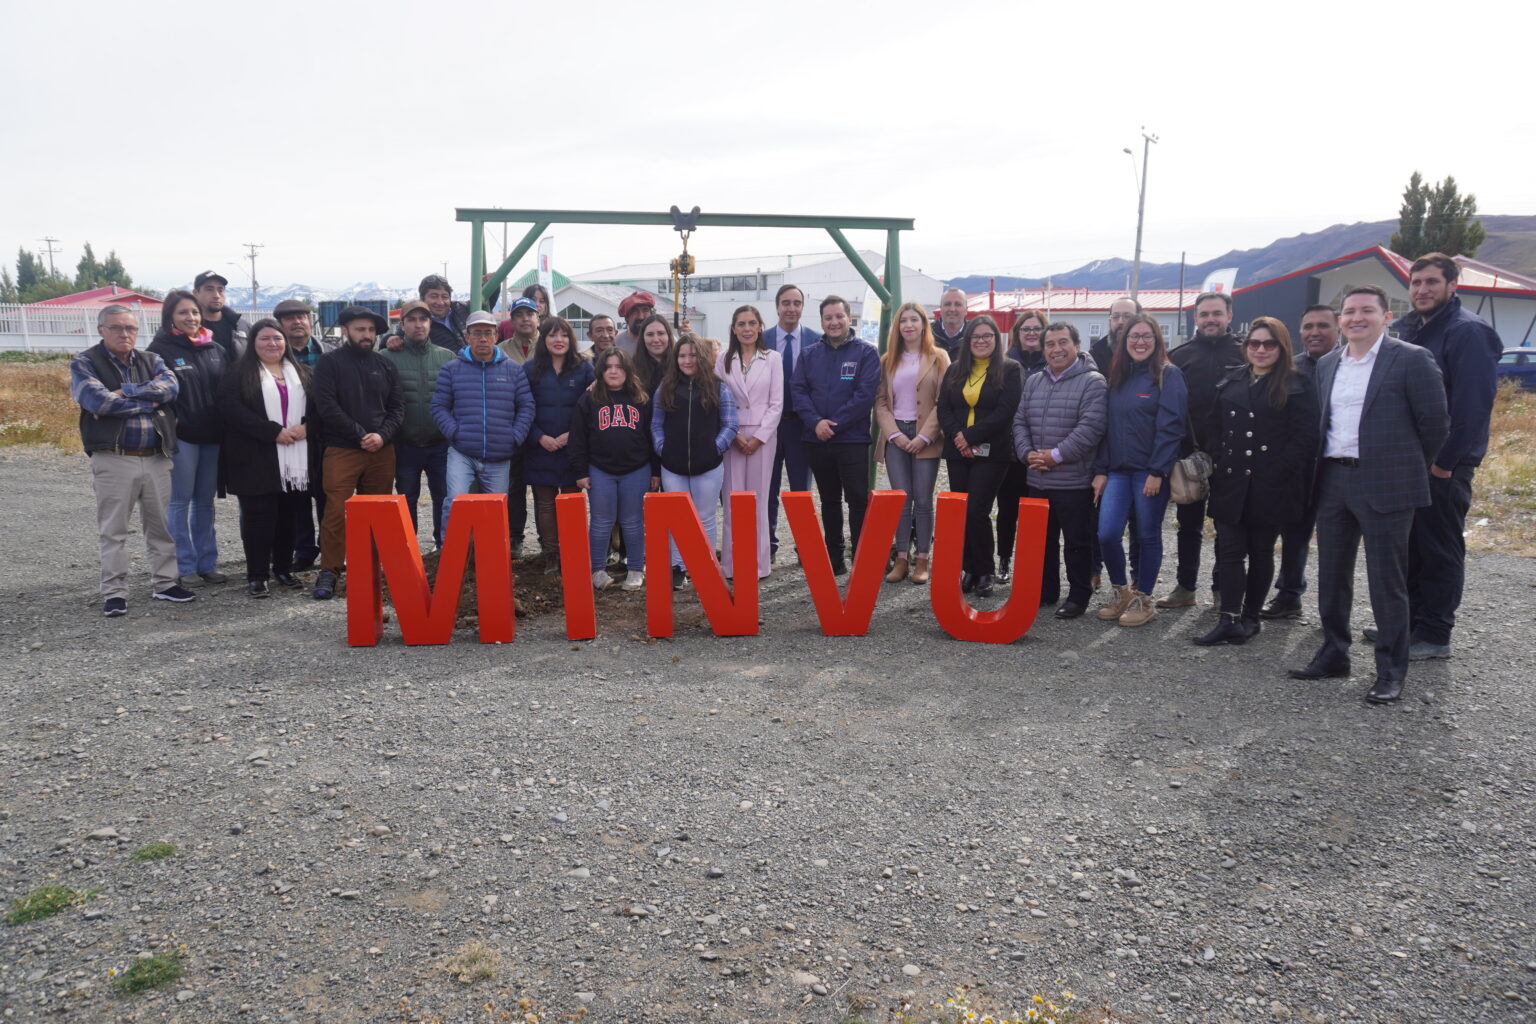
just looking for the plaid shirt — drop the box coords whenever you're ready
[71,346,179,451]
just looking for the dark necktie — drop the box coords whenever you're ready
[783,332,794,377]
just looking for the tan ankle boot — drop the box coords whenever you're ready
[1097,584,1134,620]
[910,555,931,584]
[1118,591,1159,627]
[885,555,909,583]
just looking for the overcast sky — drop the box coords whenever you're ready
[5,0,1533,295]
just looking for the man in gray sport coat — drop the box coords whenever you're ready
[1288,284,1448,703]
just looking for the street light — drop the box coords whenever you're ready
[1124,128,1158,299]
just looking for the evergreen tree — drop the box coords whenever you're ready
[1390,172,1486,258]
[75,242,101,289]
[0,268,17,303]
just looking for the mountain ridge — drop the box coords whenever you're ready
[946,215,1536,294]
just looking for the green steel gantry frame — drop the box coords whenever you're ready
[454,207,914,345]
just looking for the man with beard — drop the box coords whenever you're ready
[615,291,657,357]
[1158,291,1244,609]
[1392,253,1501,661]
[193,270,252,360]
[311,305,405,600]
[381,300,454,551]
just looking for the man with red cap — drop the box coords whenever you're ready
[615,291,656,357]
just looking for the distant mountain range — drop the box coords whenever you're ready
[946,215,1536,294]
[204,282,430,310]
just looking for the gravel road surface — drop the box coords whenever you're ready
[1,445,1533,1024]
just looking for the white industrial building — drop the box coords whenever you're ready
[555,251,945,340]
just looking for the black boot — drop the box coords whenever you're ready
[1239,614,1261,639]
[1194,613,1247,646]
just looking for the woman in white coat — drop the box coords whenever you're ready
[715,304,783,579]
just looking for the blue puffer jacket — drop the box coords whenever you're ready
[522,358,596,487]
[430,346,535,462]
[1092,360,1187,477]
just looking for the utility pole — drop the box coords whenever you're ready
[1124,127,1159,300]
[40,237,62,278]
[242,243,264,311]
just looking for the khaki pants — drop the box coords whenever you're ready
[321,445,396,573]
[90,452,178,599]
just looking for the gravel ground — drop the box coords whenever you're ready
[1,444,1533,1024]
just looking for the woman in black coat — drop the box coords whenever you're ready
[1195,316,1319,645]
[936,315,1024,597]
[217,319,321,597]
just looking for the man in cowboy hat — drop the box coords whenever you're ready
[310,305,405,599]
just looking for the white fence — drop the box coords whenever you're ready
[0,304,274,352]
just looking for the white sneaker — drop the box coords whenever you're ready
[622,571,645,591]
[592,570,614,591]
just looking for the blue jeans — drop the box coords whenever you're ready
[660,464,724,568]
[1097,470,1170,592]
[444,448,511,535]
[395,441,449,547]
[167,439,220,574]
[588,465,649,572]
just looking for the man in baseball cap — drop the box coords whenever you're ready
[309,305,404,599]
[193,269,252,360]
[380,299,455,552]
[497,297,541,366]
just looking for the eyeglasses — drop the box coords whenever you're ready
[1246,338,1280,350]
[969,332,998,342]
[101,324,139,334]
[1125,332,1156,342]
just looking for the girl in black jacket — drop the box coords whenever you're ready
[570,350,658,592]
[1195,317,1319,645]
[148,289,228,585]
[937,315,1024,597]
[216,320,321,596]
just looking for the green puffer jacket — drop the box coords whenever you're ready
[381,338,454,446]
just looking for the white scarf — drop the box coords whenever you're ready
[260,362,309,492]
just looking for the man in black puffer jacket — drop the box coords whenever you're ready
[1160,290,1244,610]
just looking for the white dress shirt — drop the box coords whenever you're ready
[1324,333,1383,458]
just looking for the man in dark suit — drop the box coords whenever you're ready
[761,283,821,562]
[1289,284,1448,703]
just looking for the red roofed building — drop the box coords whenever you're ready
[32,285,163,308]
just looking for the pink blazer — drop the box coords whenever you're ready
[715,347,783,444]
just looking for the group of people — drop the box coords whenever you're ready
[73,253,1501,702]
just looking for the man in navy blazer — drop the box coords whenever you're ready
[761,283,821,561]
[1289,284,1448,703]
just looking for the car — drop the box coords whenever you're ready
[1496,347,1536,391]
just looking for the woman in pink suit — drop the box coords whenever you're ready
[715,305,783,579]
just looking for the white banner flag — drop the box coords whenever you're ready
[1200,267,1238,295]
[537,237,556,312]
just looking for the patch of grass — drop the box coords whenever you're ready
[0,362,78,451]
[1469,381,1536,555]
[130,841,177,863]
[4,885,101,925]
[441,940,500,983]
[0,350,74,363]
[112,951,183,995]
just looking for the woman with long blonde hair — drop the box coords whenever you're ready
[874,302,949,583]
